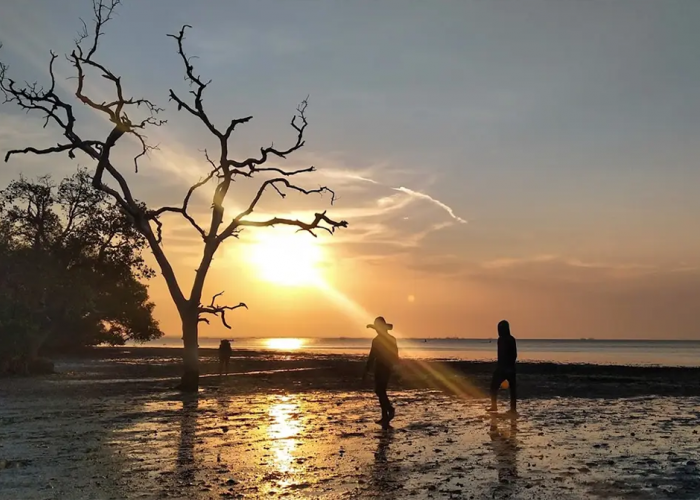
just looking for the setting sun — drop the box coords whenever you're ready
[246,232,324,287]
[265,338,305,350]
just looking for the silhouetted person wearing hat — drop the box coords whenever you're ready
[218,339,232,376]
[362,317,399,428]
[489,320,518,414]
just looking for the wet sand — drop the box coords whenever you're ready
[1,348,700,499]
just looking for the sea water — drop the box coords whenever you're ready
[142,337,700,367]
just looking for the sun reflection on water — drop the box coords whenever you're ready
[266,396,302,476]
[265,338,304,350]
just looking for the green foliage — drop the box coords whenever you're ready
[0,168,162,367]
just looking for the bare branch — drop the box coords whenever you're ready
[147,168,215,241]
[253,165,316,177]
[4,142,101,163]
[3,0,164,178]
[227,98,310,173]
[1,51,93,162]
[67,1,166,176]
[230,211,347,239]
[151,215,164,245]
[129,130,159,173]
[81,0,120,61]
[167,25,221,137]
[240,178,336,220]
[203,149,217,171]
[69,43,166,129]
[198,291,247,329]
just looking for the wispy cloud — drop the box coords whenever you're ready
[320,168,379,185]
[481,254,558,270]
[393,186,467,224]
[318,166,467,224]
[479,254,658,280]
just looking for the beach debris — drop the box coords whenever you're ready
[0,459,31,469]
[340,431,364,438]
[289,482,311,490]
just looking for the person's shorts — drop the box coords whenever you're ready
[375,367,392,390]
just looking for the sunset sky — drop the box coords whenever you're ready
[1,0,699,340]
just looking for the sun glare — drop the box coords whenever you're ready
[246,232,324,287]
[265,338,305,350]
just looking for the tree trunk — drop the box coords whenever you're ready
[178,314,199,392]
[28,329,50,362]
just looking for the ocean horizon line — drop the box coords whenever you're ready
[143,336,700,343]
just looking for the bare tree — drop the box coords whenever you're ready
[0,0,347,391]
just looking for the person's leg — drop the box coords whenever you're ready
[375,370,391,422]
[374,386,389,421]
[385,370,395,422]
[379,391,390,419]
[507,372,517,412]
[490,369,505,410]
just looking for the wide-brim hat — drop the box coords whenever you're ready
[368,316,393,331]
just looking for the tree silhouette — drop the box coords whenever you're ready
[0,0,347,390]
[0,169,161,371]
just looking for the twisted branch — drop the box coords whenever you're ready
[213,178,344,240]
[235,211,347,238]
[226,99,310,175]
[70,0,165,172]
[165,28,346,249]
[147,166,216,242]
[1,51,96,162]
[198,291,247,329]
[4,142,102,163]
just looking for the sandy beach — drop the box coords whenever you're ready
[1,348,700,499]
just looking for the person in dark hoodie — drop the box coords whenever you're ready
[488,320,518,414]
[218,339,232,376]
[362,317,399,428]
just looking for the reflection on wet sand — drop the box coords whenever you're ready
[266,395,302,481]
[27,391,697,499]
[176,395,199,485]
[371,429,396,494]
[490,413,518,498]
